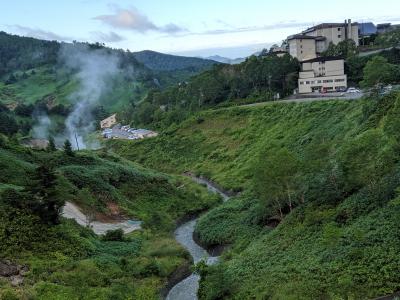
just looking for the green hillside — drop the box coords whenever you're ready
[109,91,400,299]
[0,32,217,128]
[132,50,218,71]
[0,137,219,299]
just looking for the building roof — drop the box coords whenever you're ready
[359,22,377,36]
[287,34,316,40]
[132,129,154,135]
[315,36,327,41]
[303,22,359,32]
[301,56,344,63]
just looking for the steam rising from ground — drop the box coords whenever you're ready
[32,110,51,139]
[59,44,121,149]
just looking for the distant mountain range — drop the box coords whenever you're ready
[205,55,246,65]
[132,50,219,71]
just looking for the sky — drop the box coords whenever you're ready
[1,0,400,58]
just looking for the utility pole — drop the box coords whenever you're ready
[74,132,80,151]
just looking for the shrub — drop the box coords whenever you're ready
[103,229,125,242]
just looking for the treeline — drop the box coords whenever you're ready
[0,31,59,77]
[132,54,300,127]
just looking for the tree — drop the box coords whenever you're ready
[47,136,56,152]
[322,40,358,58]
[103,229,124,241]
[361,56,398,88]
[339,129,396,190]
[63,139,74,156]
[254,148,301,219]
[27,165,64,224]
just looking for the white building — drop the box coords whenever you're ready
[298,57,347,94]
[287,19,357,93]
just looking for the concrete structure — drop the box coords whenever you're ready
[288,35,317,61]
[298,57,347,94]
[100,114,117,129]
[288,20,359,61]
[287,19,356,93]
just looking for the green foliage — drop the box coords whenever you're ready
[361,56,400,87]
[374,27,400,47]
[132,54,300,127]
[102,229,124,242]
[322,40,359,58]
[63,139,74,156]
[112,92,400,299]
[0,134,219,298]
[47,136,56,152]
[254,148,301,219]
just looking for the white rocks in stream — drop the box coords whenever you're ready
[62,202,142,235]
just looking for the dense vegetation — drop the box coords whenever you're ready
[2,26,400,300]
[0,137,219,299]
[110,91,400,299]
[132,50,218,72]
[131,53,300,127]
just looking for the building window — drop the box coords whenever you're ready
[300,81,304,85]
[306,81,310,84]
[338,35,341,38]
[338,28,341,31]
[335,79,345,82]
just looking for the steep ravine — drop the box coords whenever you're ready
[166,176,230,300]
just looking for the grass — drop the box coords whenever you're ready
[108,98,364,190]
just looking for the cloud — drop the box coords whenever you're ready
[11,25,72,41]
[176,21,314,37]
[93,6,186,34]
[90,31,125,43]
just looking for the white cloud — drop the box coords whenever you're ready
[93,6,186,34]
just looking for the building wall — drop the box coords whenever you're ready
[298,74,347,93]
[304,23,359,49]
[288,39,316,61]
[302,59,345,77]
[298,59,347,93]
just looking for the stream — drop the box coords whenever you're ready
[166,176,230,300]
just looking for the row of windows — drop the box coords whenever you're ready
[300,78,346,85]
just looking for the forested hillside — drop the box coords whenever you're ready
[0,31,217,130]
[132,50,218,71]
[109,91,400,299]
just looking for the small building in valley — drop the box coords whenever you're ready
[100,114,117,129]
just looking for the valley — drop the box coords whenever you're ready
[1,15,400,300]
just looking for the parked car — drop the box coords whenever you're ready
[347,87,361,94]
